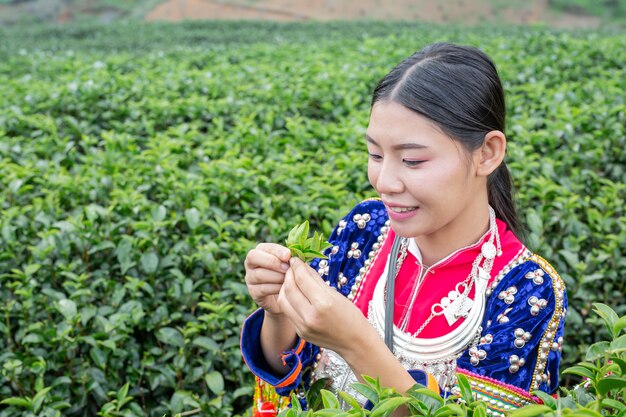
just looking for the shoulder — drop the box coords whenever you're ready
[488,250,567,308]
[461,252,567,393]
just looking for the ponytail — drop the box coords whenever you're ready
[488,162,523,239]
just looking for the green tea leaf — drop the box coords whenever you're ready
[600,398,626,412]
[597,376,626,396]
[370,397,410,417]
[140,251,159,274]
[156,327,184,347]
[592,303,619,338]
[352,382,379,405]
[562,366,596,380]
[507,405,553,417]
[320,389,340,409]
[456,373,474,405]
[0,397,32,408]
[57,299,77,321]
[613,316,626,337]
[338,391,362,410]
[533,390,557,409]
[205,371,224,394]
[433,404,465,417]
[286,221,331,262]
[585,341,610,361]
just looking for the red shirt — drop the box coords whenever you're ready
[353,219,525,338]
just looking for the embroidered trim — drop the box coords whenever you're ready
[348,219,391,302]
[253,377,290,414]
[454,368,539,416]
[485,247,530,297]
[527,254,566,391]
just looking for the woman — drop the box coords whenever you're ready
[241,43,567,415]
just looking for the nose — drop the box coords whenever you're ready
[371,159,404,195]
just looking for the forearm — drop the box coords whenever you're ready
[340,325,418,394]
[260,312,299,375]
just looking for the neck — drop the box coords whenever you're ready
[413,200,492,267]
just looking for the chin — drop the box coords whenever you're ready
[388,220,422,239]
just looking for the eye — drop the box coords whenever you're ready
[403,160,425,167]
[368,153,382,161]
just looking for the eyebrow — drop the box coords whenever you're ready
[366,134,428,151]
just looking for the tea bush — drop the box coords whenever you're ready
[0,21,624,416]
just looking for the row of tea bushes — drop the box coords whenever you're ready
[0,21,624,416]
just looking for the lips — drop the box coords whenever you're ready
[384,202,420,220]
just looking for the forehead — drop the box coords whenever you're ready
[366,101,457,151]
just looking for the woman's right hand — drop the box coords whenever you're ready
[244,243,292,317]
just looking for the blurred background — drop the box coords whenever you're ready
[0,0,625,28]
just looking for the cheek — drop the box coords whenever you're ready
[367,162,378,186]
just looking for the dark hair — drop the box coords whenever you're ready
[371,42,522,237]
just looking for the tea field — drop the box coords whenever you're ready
[0,21,625,417]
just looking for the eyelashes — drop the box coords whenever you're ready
[403,160,425,167]
[368,153,425,167]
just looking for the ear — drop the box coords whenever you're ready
[475,130,506,177]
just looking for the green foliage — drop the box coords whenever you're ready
[0,20,624,417]
[277,374,488,417]
[509,303,626,417]
[286,221,333,262]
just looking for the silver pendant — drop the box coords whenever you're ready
[443,294,473,326]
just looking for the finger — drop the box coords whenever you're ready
[249,283,282,298]
[289,257,330,300]
[282,266,314,311]
[245,248,290,273]
[277,280,304,334]
[255,243,292,263]
[246,269,285,285]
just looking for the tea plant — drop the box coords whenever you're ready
[278,374,487,417]
[285,221,333,262]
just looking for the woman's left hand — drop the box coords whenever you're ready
[277,257,372,356]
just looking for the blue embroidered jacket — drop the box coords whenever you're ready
[241,199,567,409]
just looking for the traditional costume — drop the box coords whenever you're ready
[241,199,567,416]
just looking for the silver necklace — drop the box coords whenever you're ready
[392,207,501,340]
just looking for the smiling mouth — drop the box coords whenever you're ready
[388,206,418,213]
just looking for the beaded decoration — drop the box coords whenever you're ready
[252,377,290,417]
[454,368,540,416]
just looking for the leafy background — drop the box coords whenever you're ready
[1,20,625,417]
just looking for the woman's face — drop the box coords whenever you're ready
[366,100,487,240]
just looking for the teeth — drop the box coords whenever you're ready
[390,206,417,213]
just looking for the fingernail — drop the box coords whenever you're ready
[280,263,289,272]
[289,258,297,266]
[283,249,291,259]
